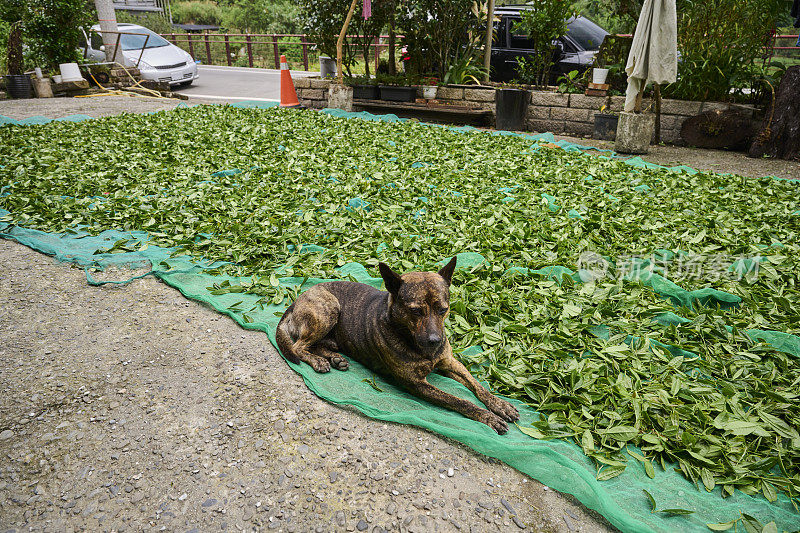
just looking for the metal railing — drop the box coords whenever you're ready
[162,33,394,71]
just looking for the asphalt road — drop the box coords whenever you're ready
[173,64,317,103]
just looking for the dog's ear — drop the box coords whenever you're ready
[437,256,458,286]
[379,262,403,295]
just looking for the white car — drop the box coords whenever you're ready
[82,23,198,87]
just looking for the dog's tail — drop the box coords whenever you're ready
[275,310,301,364]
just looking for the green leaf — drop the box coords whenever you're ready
[706,521,737,531]
[643,489,657,512]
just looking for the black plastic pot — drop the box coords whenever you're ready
[593,113,619,141]
[352,84,379,99]
[378,85,416,102]
[4,74,33,99]
[495,88,528,131]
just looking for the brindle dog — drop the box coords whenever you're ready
[276,257,520,434]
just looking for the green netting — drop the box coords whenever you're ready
[2,104,799,533]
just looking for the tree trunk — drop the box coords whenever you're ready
[388,9,396,76]
[748,65,800,161]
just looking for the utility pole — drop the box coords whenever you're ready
[94,0,120,63]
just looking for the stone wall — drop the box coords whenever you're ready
[294,77,332,109]
[291,77,756,145]
[526,92,756,144]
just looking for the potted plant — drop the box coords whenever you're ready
[419,76,439,100]
[375,74,417,102]
[593,104,618,141]
[345,76,379,99]
[4,21,33,99]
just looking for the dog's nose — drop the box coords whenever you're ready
[426,333,442,346]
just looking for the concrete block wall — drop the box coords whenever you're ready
[294,77,332,109]
[290,77,756,145]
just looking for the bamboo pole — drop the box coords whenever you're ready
[336,0,361,84]
[483,0,495,84]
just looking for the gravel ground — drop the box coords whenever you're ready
[1,95,795,533]
[0,240,611,533]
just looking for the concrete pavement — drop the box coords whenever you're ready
[173,64,318,104]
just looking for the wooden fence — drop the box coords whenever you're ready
[162,33,394,72]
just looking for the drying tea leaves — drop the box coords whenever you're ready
[2,105,799,504]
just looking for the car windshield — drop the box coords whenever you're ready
[565,17,607,51]
[118,28,170,51]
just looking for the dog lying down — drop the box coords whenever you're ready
[276,257,520,434]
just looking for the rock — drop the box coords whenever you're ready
[356,519,368,531]
[0,429,14,440]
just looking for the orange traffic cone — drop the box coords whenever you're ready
[279,55,301,108]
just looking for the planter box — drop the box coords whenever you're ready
[378,85,416,102]
[352,84,379,99]
[593,113,618,141]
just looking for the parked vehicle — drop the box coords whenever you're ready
[490,6,608,83]
[81,23,199,87]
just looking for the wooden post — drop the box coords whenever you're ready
[302,35,309,71]
[374,36,380,74]
[483,0,495,84]
[246,34,253,68]
[188,34,195,62]
[388,10,396,75]
[654,83,661,144]
[336,0,360,83]
[272,35,280,69]
[224,34,231,66]
[204,31,212,65]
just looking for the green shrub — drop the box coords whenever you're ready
[172,1,223,26]
[512,0,576,87]
[220,0,301,34]
[116,11,175,35]
[397,0,483,80]
[665,0,785,102]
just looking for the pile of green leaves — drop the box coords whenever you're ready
[1,106,799,506]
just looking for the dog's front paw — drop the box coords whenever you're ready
[310,358,331,373]
[479,410,509,434]
[487,396,519,422]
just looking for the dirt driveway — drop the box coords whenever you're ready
[0,95,794,533]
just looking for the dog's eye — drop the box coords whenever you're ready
[407,307,424,316]
[437,307,448,316]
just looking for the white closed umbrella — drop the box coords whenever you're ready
[624,0,678,112]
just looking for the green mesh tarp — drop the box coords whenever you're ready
[2,103,799,533]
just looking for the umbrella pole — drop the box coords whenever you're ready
[634,84,645,113]
[654,83,661,144]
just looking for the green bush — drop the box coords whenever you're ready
[299,0,391,78]
[116,11,175,35]
[0,0,91,73]
[172,1,223,26]
[664,0,784,102]
[219,0,301,34]
[397,0,483,80]
[512,0,576,87]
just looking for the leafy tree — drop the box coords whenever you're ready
[25,0,93,70]
[298,0,390,77]
[397,0,484,79]
[512,0,576,87]
[217,0,302,34]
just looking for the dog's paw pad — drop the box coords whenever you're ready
[331,357,349,371]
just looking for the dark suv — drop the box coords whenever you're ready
[490,6,608,83]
